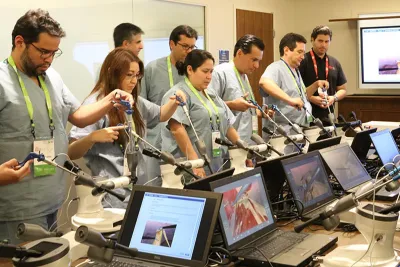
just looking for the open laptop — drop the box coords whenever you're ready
[90,186,222,267]
[184,168,235,191]
[350,128,378,162]
[254,153,299,201]
[319,143,372,192]
[281,151,337,221]
[370,129,400,172]
[209,167,337,267]
[319,143,399,201]
[306,136,342,153]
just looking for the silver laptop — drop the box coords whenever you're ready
[210,167,337,267]
[88,186,222,267]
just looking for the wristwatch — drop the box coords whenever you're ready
[333,94,339,103]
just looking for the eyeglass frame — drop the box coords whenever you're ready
[29,43,63,59]
[125,72,143,82]
[176,42,197,51]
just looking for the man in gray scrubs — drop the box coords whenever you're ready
[113,23,144,56]
[140,25,198,182]
[0,9,133,244]
[259,33,329,135]
[209,34,264,145]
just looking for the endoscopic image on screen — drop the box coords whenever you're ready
[141,221,177,247]
[378,58,400,75]
[221,180,269,238]
[290,161,329,203]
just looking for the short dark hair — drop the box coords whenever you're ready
[169,25,198,45]
[234,34,265,56]
[279,33,307,56]
[176,49,214,76]
[311,25,332,41]
[113,23,144,48]
[12,9,65,50]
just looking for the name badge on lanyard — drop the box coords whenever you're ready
[212,131,221,158]
[8,56,56,177]
[252,115,258,134]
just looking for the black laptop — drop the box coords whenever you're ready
[281,151,337,221]
[254,153,299,201]
[307,136,342,153]
[392,127,400,148]
[184,168,235,191]
[370,129,400,171]
[210,167,337,267]
[90,186,222,267]
[319,143,399,201]
[351,128,378,162]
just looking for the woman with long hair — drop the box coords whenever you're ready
[68,48,186,207]
[161,49,242,178]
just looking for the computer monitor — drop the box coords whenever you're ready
[319,143,372,190]
[370,129,400,171]
[281,151,335,214]
[307,136,342,153]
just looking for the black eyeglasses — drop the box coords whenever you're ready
[125,72,143,82]
[177,42,197,51]
[30,43,63,59]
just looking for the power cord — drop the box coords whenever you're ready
[207,246,232,266]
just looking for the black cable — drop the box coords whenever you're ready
[207,246,232,266]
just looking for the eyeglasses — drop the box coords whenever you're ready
[177,42,197,51]
[30,43,63,59]
[125,72,143,82]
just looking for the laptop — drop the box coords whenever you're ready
[306,136,342,153]
[371,129,400,172]
[90,186,222,267]
[319,143,372,192]
[350,128,378,162]
[184,168,235,191]
[392,127,400,149]
[254,153,299,201]
[281,151,337,221]
[209,167,338,267]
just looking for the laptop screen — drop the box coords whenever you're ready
[320,144,371,190]
[184,168,235,191]
[282,151,334,213]
[307,136,342,153]
[118,186,221,267]
[370,129,400,171]
[210,168,274,249]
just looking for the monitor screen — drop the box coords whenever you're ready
[370,129,400,171]
[282,153,333,210]
[320,144,371,190]
[212,172,273,247]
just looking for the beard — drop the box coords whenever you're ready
[21,49,50,77]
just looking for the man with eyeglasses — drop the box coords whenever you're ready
[0,9,134,244]
[140,25,198,184]
[298,26,347,126]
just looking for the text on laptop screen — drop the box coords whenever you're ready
[128,193,205,260]
[370,129,400,171]
[283,155,332,209]
[212,173,273,247]
[320,145,371,190]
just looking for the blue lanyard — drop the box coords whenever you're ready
[280,59,306,99]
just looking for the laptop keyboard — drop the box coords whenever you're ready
[88,258,149,267]
[238,230,309,260]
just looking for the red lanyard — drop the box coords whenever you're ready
[310,49,328,80]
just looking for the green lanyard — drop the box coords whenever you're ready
[231,61,255,102]
[8,56,54,138]
[167,56,174,88]
[185,77,220,129]
[281,59,306,100]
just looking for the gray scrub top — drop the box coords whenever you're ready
[210,62,256,144]
[161,79,235,174]
[260,60,311,134]
[140,56,183,148]
[69,93,160,185]
[0,62,80,221]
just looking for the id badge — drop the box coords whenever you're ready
[212,131,221,158]
[252,115,258,134]
[33,138,56,177]
[304,101,313,123]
